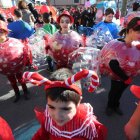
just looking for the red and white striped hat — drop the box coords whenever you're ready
[23,69,99,95]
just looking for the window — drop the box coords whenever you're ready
[74,0,79,3]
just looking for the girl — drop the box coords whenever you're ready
[47,10,83,69]
[99,17,140,116]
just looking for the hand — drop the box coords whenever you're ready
[124,121,140,140]
[124,78,132,85]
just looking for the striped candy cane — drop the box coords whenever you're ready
[23,71,51,86]
[23,69,99,93]
[65,69,99,92]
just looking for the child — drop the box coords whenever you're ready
[47,10,83,69]
[99,17,140,116]
[42,12,57,72]
[0,20,30,102]
[23,68,107,140]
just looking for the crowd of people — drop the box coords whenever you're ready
[0,0,140,139]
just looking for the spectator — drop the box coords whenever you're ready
[18,0,35,27]
[8,9,35,40]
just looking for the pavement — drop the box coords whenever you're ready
[0,68,139,140]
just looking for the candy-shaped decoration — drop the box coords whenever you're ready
[28,28,50,67]
[48,31,83,68]
[99,39,140,80]
[69,47,100,90]
[123,11,140,28]
[0,38,28,75]
[87,24,113,49]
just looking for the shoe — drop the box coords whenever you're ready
[105,107,114,116]
[13,95,20,103]
[114,108,123,116]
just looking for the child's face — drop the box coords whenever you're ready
[59,16,71,33]
[129,29,140,41]
[105,14,114,22]
[47,97,78,126]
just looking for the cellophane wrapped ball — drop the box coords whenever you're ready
[0,38,28,75]
[48,31,83,68]
[123,11,140,28]
[99,40,140,80]
[28,28,48,67]
[86,24,113,49]
[69,47,100,90]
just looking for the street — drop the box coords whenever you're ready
[0,68,139,140]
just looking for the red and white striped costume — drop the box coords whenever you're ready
[32,103,107,140]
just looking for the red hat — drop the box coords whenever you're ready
[0,20,9,33]
[0,117,15,140]
[57,11,74,24]
[130,85,140,99]
[23,69,99,95]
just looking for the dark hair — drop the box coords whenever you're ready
[0,14,6,22]
[7,18,14,23]
[43,12,51,23]
[14,9,22,18]
[18,0,27,10]
[119,17,140,36]
[105,8,114,16]
[46,68,81,105]
[133,2,140,11]
[28,3,34,12]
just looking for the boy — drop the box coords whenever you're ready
[23,68,107,140]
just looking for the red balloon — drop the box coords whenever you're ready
[48,31,83,68]
[123,12,140,28]
[39,5,50,14]
[99,40,140,80]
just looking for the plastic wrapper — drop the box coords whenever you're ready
[78,26,94,36]
[123,11,140,28]
[48,31,83,68]
[28,28,50,67]
[99,39,140,80]
[0,38,28,75]
[69,47,100,90]
[86,24,113,49]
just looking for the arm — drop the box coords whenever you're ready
[109,60,132,84]
[124,102,140,140]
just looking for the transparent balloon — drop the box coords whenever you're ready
[86,24,113,49]
[28,28,50,67]
[99,40,140,80]
[48,31,83,68]
[69,47,100,91]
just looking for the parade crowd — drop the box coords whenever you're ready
[0,0,140,140]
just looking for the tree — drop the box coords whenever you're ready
[121,0,128,16]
